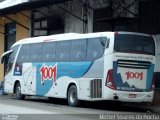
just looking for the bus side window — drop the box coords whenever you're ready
[42,42,56,62]
[70,39,87,61]
[55,41,71,62]
[86,37,104,61]
[29,43,42,62]
[17,44,29,63]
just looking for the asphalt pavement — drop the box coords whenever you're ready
[0,92,160,120]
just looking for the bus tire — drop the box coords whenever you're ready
[15,82,25,100]
[67,85,80,107]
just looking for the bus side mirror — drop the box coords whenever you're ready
[1,57,4,64]
[106,39,110,48]
[0,50,13,64]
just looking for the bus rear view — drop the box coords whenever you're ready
[104,32,156,103]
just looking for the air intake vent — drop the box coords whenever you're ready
[90,79,102,98]
[117,60,151,69]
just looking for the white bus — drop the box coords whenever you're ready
[1,32,156,107]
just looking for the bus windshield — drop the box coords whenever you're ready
[114,34,155,56]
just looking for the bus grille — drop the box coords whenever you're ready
[90,79,102,98]
[117,60,151,69]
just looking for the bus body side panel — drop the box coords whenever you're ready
[4,74,14,93]
[78,57,104,100]
[20,59,104,100]
[21,62,94,98]
[20,63,36,95]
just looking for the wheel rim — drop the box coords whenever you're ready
[69,90,76,103]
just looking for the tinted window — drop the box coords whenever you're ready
[7,45,20,71]
[114,34,155,55]
[9,45,20,64]
[17,44,30,63]
[42,42,56,61]
[86,37,105,60]
[70,39,87,61]
[55,41,71,61]
[29,43,42,62]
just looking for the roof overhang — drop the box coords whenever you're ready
[0,0,71,16]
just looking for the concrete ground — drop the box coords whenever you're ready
[0,84,160,114]
[130,90,160,114]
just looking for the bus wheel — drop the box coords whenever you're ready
[15,82,25,100]
[67,85,80,107]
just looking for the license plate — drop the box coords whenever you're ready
[129,94,137,98]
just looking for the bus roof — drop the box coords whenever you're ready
[11,32,111,47]
[11,31,151,48]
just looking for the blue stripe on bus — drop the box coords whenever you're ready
[33,62,93,96]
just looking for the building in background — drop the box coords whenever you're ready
[0,0,160,92]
